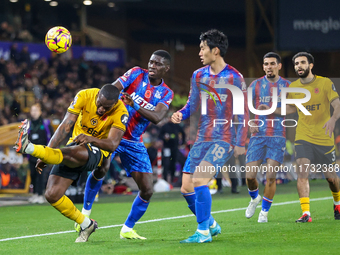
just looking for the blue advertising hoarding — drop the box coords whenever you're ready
[0,41,125,69]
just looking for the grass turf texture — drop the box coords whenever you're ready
[0,180,338,255]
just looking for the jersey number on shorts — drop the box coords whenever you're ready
[89,144,99,154]
[331,151,336,162]
[211,144,226,162]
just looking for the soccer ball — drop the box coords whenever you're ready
[45,26,72,54]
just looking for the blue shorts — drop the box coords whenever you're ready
[111,139,152,177]
[246,137,286,164]
[183,141,233,174]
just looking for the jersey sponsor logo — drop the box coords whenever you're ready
[155,91,161,99]
[90,118,98,126]
[130,92,156,111]
[314,88,319,94]
[121,114,128,125]
[298,103,321,112]
[82,125,103,136]
[145,90,151,98]
[259,96,281,103]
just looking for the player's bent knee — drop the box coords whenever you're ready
[140,188,153,201]
[44,189,63,204]
[267,178,276,186]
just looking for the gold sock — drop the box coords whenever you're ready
[299,197,310,214]
[51,195,85,224]
[332,191,340,203]
[31,145,63,165]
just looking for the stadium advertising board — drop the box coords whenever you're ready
[277,0,340,50]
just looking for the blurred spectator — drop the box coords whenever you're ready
[19,45,31,65]
[27,103,54,204]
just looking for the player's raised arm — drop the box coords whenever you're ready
[47,112,78,149]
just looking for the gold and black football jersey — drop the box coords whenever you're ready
[67,88,128,156]
[288,75,339,146]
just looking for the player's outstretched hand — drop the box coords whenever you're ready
[323,117,336,138]
[35,159,47,174]
[233,146,245,158]
[121,92,134,107]
[73,133,93,145]
[171,111,182,124]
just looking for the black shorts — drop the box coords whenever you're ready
[50,143,109,181]
[295,140,336,165]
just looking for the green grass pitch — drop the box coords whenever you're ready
[0,180,338,255]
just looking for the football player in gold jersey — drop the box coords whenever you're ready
[15,84,128,242]
[287,52,340,222]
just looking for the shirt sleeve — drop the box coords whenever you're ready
[179,72,200,120]
[67,90,86,115]
[158,89,174,108]
[117,67,142,89]
[111,101,129,132]
[325,78,339,103]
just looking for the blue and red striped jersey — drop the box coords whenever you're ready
[118,67,173,142]
[249,76,290,138]
[179,64,249,147]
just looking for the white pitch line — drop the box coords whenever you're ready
[0,196,332,242]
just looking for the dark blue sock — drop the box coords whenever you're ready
[194,185,211,231]
[262,196,273,212]
[125,193,149,228]
[83,172,103,210]
[248,188,259,200]
[182,192,215,227]
[182,192,196,214]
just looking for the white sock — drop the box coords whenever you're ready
[260,210,268,216]
[334,200,340,205]
[210,220,216,228]
[80,217,91,230]
[121,224,133,233]
[197,229,209,235]
[25,143,34,154]
[303,211,311,216]
[82,208,91,216]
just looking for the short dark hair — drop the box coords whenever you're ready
[99,84,120,101]
[152,50,171,64]
[292,52,314,64]
[263,52,281,64]
[199,29,228,57]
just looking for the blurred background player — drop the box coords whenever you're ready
[172,29,249,243]
[27,103,54,204]
[15,85,127,242]
[159,114,186,184]
[79,50,174,240]
[286,52,340,222]
[244,52,290,223]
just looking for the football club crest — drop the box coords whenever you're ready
[90,118,98,126]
